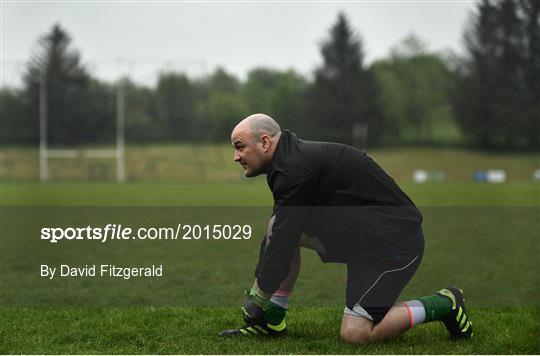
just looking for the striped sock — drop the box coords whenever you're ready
[269,290,291,309]
[404,300,426,328]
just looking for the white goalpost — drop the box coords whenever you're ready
[37,57,207,182]
[39,69,126,182]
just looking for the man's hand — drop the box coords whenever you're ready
[241,288,269,324]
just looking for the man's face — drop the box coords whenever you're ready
[231,126,268,177]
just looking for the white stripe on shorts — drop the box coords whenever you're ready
[357,254,420,305]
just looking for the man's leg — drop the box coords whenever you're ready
[341,288,472,344]
[340,230,471,344]
[341,303,410,343]
[340,250,422,344]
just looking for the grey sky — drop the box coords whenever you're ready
[2,1,476,88]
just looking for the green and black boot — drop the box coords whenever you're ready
[437,286,473,340]
[219,301,287,337]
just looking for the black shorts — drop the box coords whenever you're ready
[344,229,424,324]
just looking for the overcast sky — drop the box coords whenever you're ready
[2,1,476,88]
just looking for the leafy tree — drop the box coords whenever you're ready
[372,34,458,144]
[242,68,282,115]
[156,71,198,141]
[208,67,242,93]
[266,70,307,132]
[123,78,159,142]
[242,67,307,131]
[0,88,27,144]
[206,91,248,140]
[82,79,116,144]
[193,67,247,140]
[305,12,384,146]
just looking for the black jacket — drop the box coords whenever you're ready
[256,130,423,293]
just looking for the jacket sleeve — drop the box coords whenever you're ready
[256,169,317,294]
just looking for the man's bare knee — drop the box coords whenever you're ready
[340,314,374,345]
[340,323,372,345]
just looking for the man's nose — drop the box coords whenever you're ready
[234,152,240,162]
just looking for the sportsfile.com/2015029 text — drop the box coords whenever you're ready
[40,224,253,243]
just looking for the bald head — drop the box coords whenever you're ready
[234,113,281,142]
[231,113,282,177]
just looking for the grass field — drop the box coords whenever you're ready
[2,144,539,182]
[1,307,537,354]
[1,146,539,354]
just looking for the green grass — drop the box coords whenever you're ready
[1,146,539,353]
[1,181,538,206]
[1,307,538,354]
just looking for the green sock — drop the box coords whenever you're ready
[417,293,453,322]
[264,301,287,325]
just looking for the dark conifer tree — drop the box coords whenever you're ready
[453,0,538,149]
[306,13,384,146]
[23,24,114,145]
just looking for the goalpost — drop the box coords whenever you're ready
[39,69,126,182]
[37,57,207,182]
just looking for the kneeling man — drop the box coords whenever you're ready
[220,113,472,344]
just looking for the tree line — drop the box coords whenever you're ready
[1,0,538,150]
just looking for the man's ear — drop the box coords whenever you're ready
[260,135,271,152]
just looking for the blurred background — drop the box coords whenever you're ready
[1,1,538,183]
[1,5,538,352]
